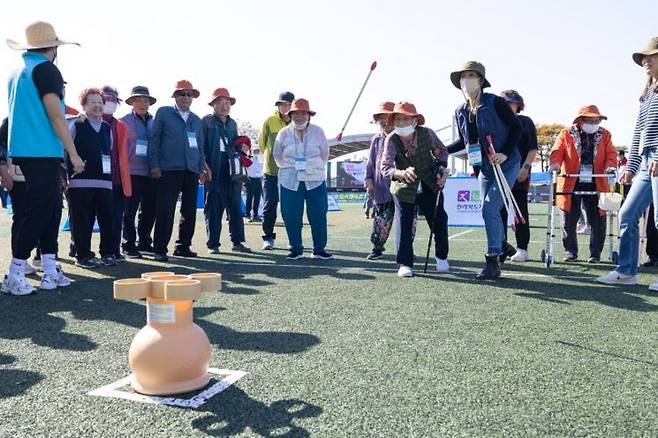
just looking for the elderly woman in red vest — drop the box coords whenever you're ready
[549,105,617,263]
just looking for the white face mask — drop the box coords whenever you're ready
[103,101,118,115]
[293,121,308,131]
[394,122,416,137]
[460,77,481,97]
[581,123,600,134]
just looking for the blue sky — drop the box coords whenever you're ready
[1,0,655,146]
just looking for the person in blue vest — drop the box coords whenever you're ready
[447,61,522,280]
[67,88,117,269]
[121,86,157,258]
[202,87,251,254]
[148,80,210,262]
[3,21,84,296]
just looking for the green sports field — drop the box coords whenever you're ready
[1,203,657,437]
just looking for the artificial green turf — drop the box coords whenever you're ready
[0,203,657,437]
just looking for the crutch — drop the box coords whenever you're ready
[485,136,524,226]
[424,166,446,273]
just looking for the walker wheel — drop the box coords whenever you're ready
[545,255,552,268]
[540,249,546,263]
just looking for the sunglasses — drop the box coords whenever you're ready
[176,91,195,97]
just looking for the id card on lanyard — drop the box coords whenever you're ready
[467,143,482,167]
[102,155,112,174]
[135,139,148,157]
[187,132,198,148]
[580,164,593,183]
[295,133,307,174]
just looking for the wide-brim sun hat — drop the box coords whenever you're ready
[286,98,316,116]
[632,36,658,66]
[208,87,236,106]
[7,21,79,50]
[450,61,491,89]
[125,85,156,105]
[572,105,608,125]
[171,80,200,98]
[373,101,395,121]
[386,101,425,126]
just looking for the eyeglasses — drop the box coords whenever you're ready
[176,92,194,97]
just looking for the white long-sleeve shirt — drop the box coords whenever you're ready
[273,123,329,191]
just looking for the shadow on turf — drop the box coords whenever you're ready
[419,261,658,312]
[0,367,43,399]
[557,340,658,368]
[192,386,322,437]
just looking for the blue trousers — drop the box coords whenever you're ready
[617,149,658,275]
[280,181,328,253]
[479,155,520,255]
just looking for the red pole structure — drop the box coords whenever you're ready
[336,61,377,142]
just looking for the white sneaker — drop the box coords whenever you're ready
[649,278,658,292]
[40,267,72,290]
[510,249,529,262]
[397,265,413,278]
[596,270,638,285]
[1,274,35,296]
[262,239,274,250]
[435,257,449,273]
[31,258,42,270]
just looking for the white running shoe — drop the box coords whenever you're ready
[40,267,72,290]
[435,258,449,273]
[24,262,38,275]
[1,274,35,296]
[649,278,658,292]
[510,249,529,262]
[596,270,638,285]
[397,265,413,278]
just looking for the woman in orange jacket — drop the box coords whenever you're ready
[549,105,618,263]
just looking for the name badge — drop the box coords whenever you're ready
[467,143,482,166]
[135,139,148,157]
[580,164,593,183]
[102,155,112,174]
[219,137,226,153]
[187,132,198,149]
[295,157,307,172]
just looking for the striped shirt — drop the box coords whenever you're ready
[627,86,658,174]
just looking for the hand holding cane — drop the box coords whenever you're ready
[424,166,447,273]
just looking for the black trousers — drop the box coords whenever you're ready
[500,182,531,250]
[153,170,198,255]
[397,184,449,267]
[68,188,114,260]
[122,175,157,250]
[261,174,279,241]
[560,184,606,258]
[12,158,62,260]
[646,203,658,259]
[204,180,245,248]
[246,177,263,218]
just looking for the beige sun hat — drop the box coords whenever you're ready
[7,21,79,50]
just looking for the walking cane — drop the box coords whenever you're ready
[424,166,446,273]
[336,61,377,141]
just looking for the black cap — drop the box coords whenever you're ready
[275,91,294,106]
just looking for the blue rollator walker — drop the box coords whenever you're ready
[542,171,623,268]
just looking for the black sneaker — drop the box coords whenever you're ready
[100,255,117,266]
[123,248,143,259]
[208,247,220,255]
[588,256,600,264]
[136,244,155,255]
[173,247,197,258]
[231,243,252,253]
[366,250,384,260]
[312,250,333,260]
[75,257,103,269]
[114,254,126,263]
[153,253,169,262]
[286,250,304,260]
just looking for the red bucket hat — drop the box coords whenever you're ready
[208,87,236,106]
[286,98,316,116]
[386,101,425,126]
[373,101,395,120]
[171,80,200,98]
[572,105,607,125]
